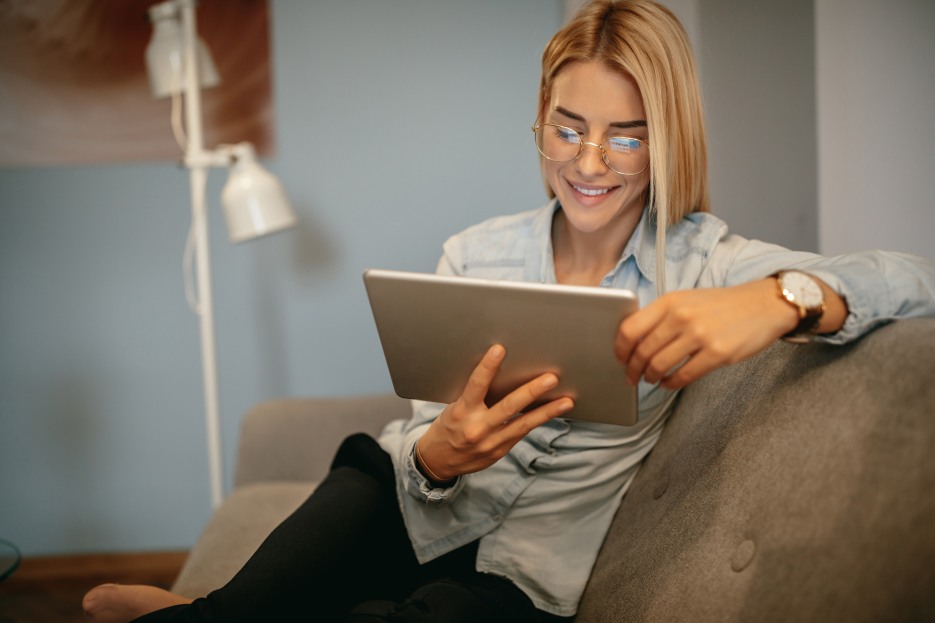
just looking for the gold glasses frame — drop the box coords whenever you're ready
[532,123,650,176]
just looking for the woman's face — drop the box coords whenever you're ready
[541,61,650,237]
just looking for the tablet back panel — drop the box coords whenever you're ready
[363,269,639,426]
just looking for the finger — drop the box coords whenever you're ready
[639,333,700,385]
[499,397,574,442]
[660,329,775,390]
[615,303,665,364]
[626,320,682,385]
[659,348,722,390]
[488,372,559,425]
[460,344,506,406]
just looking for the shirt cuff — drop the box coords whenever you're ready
[405,440,464,505]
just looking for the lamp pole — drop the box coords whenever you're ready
[146,0,295,508]
[180,0,224,508]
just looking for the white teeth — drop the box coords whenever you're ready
[573,184,610,196]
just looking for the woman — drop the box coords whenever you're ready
[84,1,935,621]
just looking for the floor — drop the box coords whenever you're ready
[0,551,187,623]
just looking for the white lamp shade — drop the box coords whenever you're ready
[221,144,297,243]
[145,2,220,98]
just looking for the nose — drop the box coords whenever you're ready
[576,141,609,176]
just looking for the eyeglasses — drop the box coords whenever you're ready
[532,123,649,176]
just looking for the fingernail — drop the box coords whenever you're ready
[490,344,505,358]
[542,374,559,389]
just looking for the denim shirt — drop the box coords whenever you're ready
[378,200,935,616]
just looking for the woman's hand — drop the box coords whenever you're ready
[614,279,800,390]
[416,344,574,482]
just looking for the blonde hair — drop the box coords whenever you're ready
[538,0,709,293]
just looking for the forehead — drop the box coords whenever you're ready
[548,60,645,122]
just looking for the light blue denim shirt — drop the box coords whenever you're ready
[378,200,935,616]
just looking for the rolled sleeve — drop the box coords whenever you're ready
[805,250,935,344]
[403,437,465,505]
[379,401,465,506]
[705,234,935,345]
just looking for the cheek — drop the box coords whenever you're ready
[541,158,560,194]
[625,170,651,199]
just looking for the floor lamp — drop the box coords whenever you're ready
[145,0,297,508]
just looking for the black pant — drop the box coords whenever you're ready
[134,434,572,623]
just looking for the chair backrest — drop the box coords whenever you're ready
[234,394,410,487]
[577,318,935,622]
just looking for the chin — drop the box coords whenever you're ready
[557,195,636,235]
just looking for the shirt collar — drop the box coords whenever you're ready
[533,199,659,286]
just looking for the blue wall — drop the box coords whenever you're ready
[0,1,562,556]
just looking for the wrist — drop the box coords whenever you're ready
[763,276,800,335]
[771,271,826,343]
[754,277,800,336]
[415,439,457,487]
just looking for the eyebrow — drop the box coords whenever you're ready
[554,105,647,129]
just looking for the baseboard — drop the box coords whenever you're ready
[10,551,188,583]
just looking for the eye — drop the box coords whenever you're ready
[607,136,643,153]
[555,125,582,145]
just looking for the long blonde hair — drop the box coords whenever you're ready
[538,0,709,293]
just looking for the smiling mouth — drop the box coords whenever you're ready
[570,182,616,197]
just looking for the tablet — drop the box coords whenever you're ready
[363,268,639,426]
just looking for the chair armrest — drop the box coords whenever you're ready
[233,394,411,488]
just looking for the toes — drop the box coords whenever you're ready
[83,583,120,618]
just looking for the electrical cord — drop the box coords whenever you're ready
[170,78,242,319]
[171,89,187,149]
[168,87,202,316]
[0,538,22,582]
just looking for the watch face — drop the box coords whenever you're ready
[782,271,823,308]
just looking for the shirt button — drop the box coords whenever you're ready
[653,473,670,499]
[731,539,756,572]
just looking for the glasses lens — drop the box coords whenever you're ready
[534,124,649,175]
[535,124,581,162]
[604,136,649,175]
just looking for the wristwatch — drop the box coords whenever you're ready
[773,270,826,343]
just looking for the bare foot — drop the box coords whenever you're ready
[82,583,192,623]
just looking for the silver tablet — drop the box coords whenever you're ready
[363,268,639,426]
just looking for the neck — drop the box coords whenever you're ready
[551,208,641,287]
